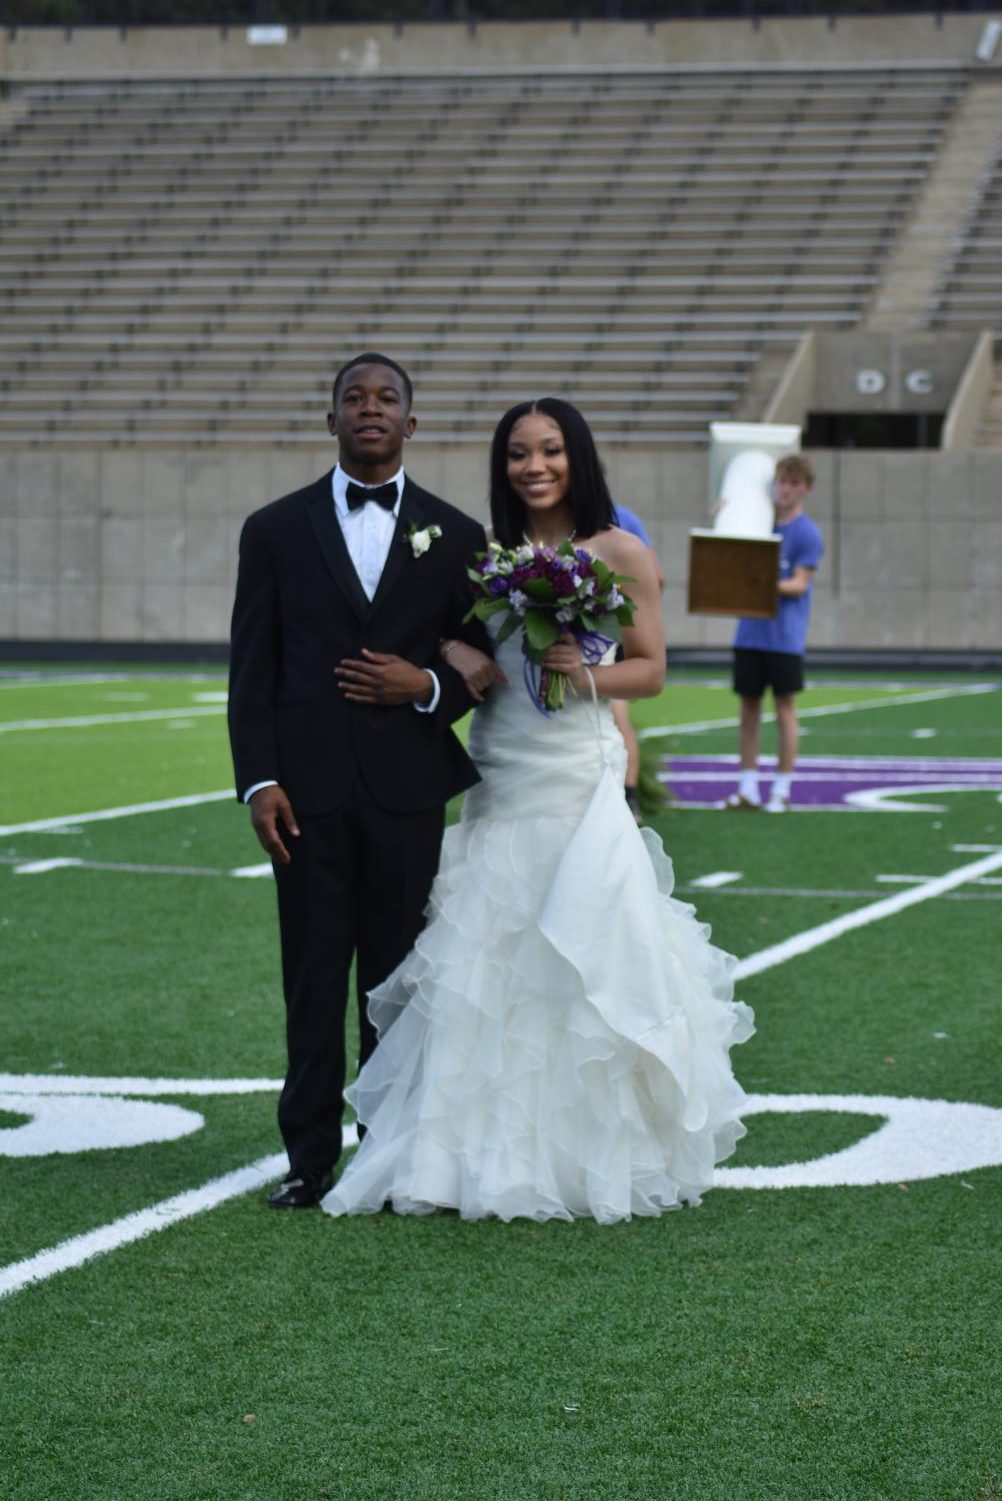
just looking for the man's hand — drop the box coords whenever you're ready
[335,648,433,706]
[440,640,508,703]
[249,784,300,866]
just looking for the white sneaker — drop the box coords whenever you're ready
[722,792,762,811]
[765,792,790,813]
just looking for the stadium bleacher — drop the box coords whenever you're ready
[0,67,977,445]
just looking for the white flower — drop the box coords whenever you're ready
[407,523,442,558]
[607,585,624,609]
[514,544,535,564]
[556,605,576,624]
[509,589,529,615]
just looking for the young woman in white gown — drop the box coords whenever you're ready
[323,399,754,1225]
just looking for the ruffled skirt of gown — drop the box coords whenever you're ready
[323,649,754,1225]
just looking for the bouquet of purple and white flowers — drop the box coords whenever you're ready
[465,539,637,713]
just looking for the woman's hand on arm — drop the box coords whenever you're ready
[439,639,508,704]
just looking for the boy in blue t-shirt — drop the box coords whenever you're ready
[724,454,824,813]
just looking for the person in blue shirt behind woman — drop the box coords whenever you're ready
[723,454,824,814]
[611,504,665,822]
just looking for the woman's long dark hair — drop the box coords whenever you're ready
[489,397,616,548]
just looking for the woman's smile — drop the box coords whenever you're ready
[522,476,559,498]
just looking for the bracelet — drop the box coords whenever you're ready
[440,639,459,658]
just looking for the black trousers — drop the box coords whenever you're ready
[272,782,445,1178]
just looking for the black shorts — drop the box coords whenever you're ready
[733,648,804,699]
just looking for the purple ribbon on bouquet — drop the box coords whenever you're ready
[523,629,616,717]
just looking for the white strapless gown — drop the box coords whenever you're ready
[323,628,754,1224]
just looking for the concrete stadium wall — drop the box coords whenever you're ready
[2,13,999,80]
[2,445,999,654]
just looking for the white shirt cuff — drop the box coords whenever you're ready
[414,670,441,715]
[243,779,278,804]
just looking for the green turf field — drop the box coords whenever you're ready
[2,668,1001,1500]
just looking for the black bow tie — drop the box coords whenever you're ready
[345,480,398,512]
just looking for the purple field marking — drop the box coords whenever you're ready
[663,754,1002,810]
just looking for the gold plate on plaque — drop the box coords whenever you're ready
[687,530,780,619]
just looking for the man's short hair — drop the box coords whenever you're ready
[774,454,814,487]
[331,352,413,411]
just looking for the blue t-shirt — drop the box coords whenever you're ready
[734,512,824,657]
[612,503,652,547]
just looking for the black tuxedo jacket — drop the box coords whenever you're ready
[227,471,490,817]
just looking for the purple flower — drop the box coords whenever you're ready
[488,575,509,596]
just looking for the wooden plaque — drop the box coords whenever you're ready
[687,529,780,619]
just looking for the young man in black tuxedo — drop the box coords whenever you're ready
[228,353,494,1208]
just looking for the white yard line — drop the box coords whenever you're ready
[12,858,83,875]
[733,849,1002,981]
[0,1153,288,1300]
[0,705,225,733]
[0,1111,360,1300]
[677,884,1002,903]
[0,674,137,690]
[877,873,1002,887]
[639,682,998,740]
[0,1074,283,1096]
[0,674,224,690]
[3,855,246,878]
[0,789,233,838]
[2,852,275,878]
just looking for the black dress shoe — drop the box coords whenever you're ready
[267,1170,333,1209]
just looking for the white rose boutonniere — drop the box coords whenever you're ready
[405,522,442,558]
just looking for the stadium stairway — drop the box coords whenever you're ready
[973,368,1002,446]
[928,102,1002,331]
[864,77,1002,334]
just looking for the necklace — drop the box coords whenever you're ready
[523,528,577,548]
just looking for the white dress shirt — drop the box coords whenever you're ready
[332,462,404,601]
[241,464,440,803]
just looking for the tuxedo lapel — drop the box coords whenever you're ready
[305,474,370,621]
[366,480,427,620]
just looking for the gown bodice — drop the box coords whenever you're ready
[464,621,625,823]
